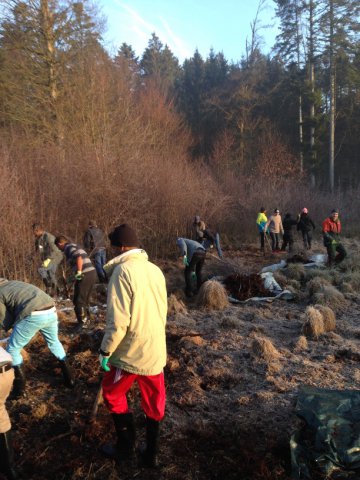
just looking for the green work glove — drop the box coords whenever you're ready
[183,255,189,267]
[99,353,110,372]
[74,271,83,281]
[331,239,338,245]
[191,271,197,280]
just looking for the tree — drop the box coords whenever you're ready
[0,0,104,144]
[140,33,180,93]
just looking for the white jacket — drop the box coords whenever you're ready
[101,249,167,375]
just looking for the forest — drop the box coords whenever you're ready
[0,0,359,279]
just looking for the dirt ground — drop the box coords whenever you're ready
[3,238,360,480]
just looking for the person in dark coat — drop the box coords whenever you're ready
[281,213,298,253]
[83,220,107,283]
[297,208,315,250]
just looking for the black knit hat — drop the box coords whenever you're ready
[108,224,139,247]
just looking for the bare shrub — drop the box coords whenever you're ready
[294,335,308,353]
[252,336,280,362]
[302,307,325,338]
[312,286,346,310]
[197,280,229,311]
[315,305,336,332]
[167,294,187,316]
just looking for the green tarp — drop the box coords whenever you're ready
[291,386,360,479]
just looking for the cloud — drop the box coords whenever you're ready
[110,0,191,61]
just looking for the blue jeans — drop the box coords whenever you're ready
[6,309,66,366]
[202,233,223,258]
[94,249,106,282]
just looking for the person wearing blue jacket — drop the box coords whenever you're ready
[176,238,206,297]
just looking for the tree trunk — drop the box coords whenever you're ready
[329,0,335,192]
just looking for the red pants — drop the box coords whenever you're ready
[102,367,166,422]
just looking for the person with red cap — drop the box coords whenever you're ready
[297,208,316,250]
[99,224,167,468]
[322,209,347,266]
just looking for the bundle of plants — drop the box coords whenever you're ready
[223,273,269,301]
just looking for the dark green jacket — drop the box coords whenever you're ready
[0,281,54,331]
[35,231,63,264]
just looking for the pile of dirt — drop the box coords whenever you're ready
[223,273,269,300]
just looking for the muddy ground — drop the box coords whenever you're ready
[2,238,360,480]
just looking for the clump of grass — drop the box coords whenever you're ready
[294,335,308,352]
[286,279,301,291]
[197,280,229,311]
[252,336,280,362]
[273,271,287,286]
[343,272,360,292]
[220,313,242,329]
[305,269,332,282]
[284,263,306,281]
[336,253,360,273]
[302,306,325,338]
[314,304,336,332]
[312,285,346,310]
[168,294,187,315]
[307,276,333,297]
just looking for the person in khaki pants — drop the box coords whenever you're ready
[0,346,17,479]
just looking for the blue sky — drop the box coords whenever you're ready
[99,0,279,63]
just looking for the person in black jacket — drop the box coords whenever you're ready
[83,220,107,282]
[281,213,298,253]
[297,208,315,250]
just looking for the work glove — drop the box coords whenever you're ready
[191,271,197,280]
[99,350,111,372]
[74,271,83,281]
[42,258,51,268]
[183,255,189,267]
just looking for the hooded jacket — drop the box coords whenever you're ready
[101,249,167,376]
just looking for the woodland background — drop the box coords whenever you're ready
[0,0,359,280]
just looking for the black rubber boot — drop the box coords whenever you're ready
[58,358,75,388]
[139,417,160,468]
[0,431,18,480]
[101,413,135,462]
[74,306,89,329]
[10,366,26,400]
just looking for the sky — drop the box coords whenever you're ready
[98,0,279,64]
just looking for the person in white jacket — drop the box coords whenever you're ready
[99,224,167,468]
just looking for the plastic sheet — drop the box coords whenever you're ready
[291,386,360,479]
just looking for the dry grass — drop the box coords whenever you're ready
[314,304,336,332]
[168,294,187,315]
[306,276,333,297]
[252,336,280,362]
[305,269,332,282]
[336,253,360,273]
[294,335,308,352]
[273,271,287,286]
[312,285,346,310]
[302,306,325,338]
[343,272,360,292]
[197,280,229,311]
[284,263,306,281]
